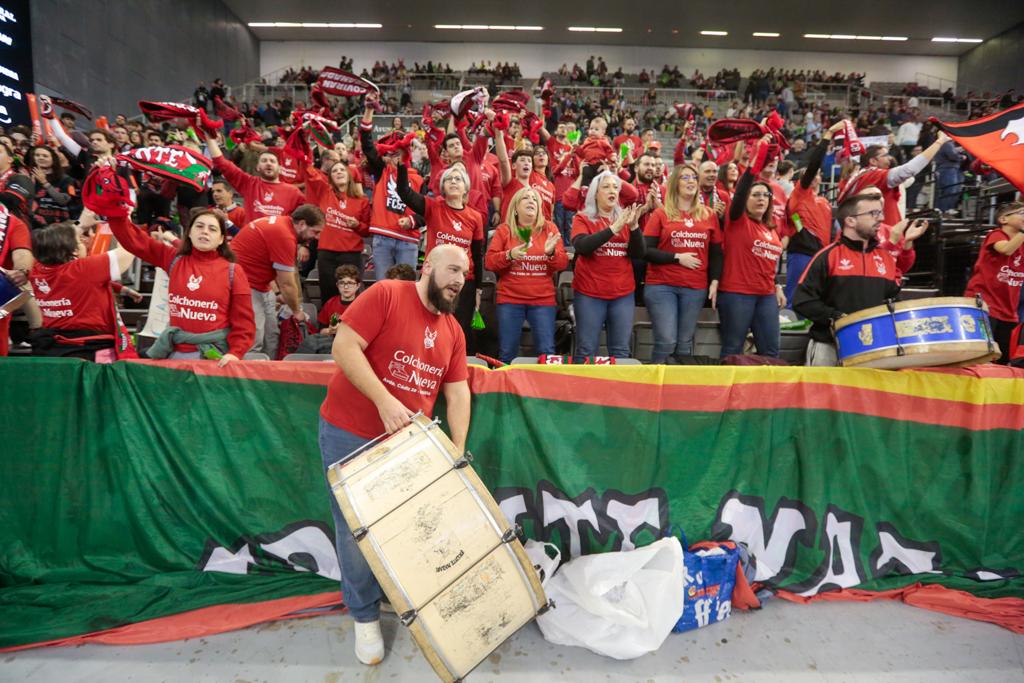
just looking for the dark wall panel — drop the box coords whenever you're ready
[30,0,258,118]
[957,22,1024,96]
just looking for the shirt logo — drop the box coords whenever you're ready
[423,326,438,349]
[263,191,274,202]
[874,254,887,276]
[684,218,694,227]
[33,278,51,294]
[838,258,853,271]
[187,274,203,291]
[452,220,462,232]
[762,230,773,241]
[1014,254,1022,268]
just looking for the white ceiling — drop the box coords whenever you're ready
[223,0,1024,56]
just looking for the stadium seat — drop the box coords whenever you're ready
[243,352,271,361]
[282,353,334,361]
[466,357,488,367]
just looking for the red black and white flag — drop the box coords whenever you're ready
[314,67,378,97]
[931,103,1024,192]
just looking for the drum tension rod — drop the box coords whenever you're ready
[885,299,906,357]
[454,451,474,468]
[536,599,556,616]
[974,294,995,353]
[400,609,417,627]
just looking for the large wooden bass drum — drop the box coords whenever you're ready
[326,414,549,682]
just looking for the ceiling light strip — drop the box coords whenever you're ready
[752,32,780,38]
[568,26,623,33]
[248,22,382,28]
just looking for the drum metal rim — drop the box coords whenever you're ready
[839,341,997,367]
[834,297,986,331]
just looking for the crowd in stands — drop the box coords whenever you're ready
[1,51,1020,367]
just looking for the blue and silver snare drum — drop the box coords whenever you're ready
[833,297,1000,369]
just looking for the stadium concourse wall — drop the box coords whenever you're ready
[1,359,1022,650]
[260,40,958,85]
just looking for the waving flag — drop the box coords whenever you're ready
[315,67,378,97]
[931,103,1024,192]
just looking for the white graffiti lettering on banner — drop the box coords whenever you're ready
[198,521,340,580]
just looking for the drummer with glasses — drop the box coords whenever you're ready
[792,193,901,366]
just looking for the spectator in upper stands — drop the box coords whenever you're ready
[359,92,423,274]
[837,131,950,226]
[231,204,324,358]
[643,163,722,362]
[612,118,642,163]
[317,264,362,336]
[26,146,80,227]
[27,215,135,360]
[934,138,967,215]
[717,136,785,358]
[793,193,901,366]
[395,161,485,346]
[206,130,304,225]
[571,171,645,361]
[210,178,246,235]
[485,187,568,362]
[963,202,1024,363]
[305,157,370,302]
[105,202,255,364]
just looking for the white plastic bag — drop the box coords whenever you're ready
[536,537,684,659]
[523,539,561,586]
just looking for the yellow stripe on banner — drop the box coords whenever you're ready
[497,365,1024,407]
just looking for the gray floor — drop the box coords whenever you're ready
[3,599,1022,682]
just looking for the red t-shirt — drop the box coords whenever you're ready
[30,252,119,332]
[368,165,423,244]
[784,184,833,247]
[304,167,370,252]
[876,222,917,281]
[720,213,783,296]
[550,139,580,201]
[643,207,721,288]
[612,133,643,160]
[1,212,30,269]
[484,222,569,305]
[479,160,502,205]
[423,198,484,280]
[231,215,299,292]
[840,168,902,226]
[571,213,635,300]
[317,295,353,327]
[107,216,256,356]
[213,156,305,224]
[530,172,556,221]
[270,147,308,186]
[320,280,468,438]
[964,228,1024,322]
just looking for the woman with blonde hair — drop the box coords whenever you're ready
[305,158,370,302]
[643,163,723,362]
[485,186,568,362]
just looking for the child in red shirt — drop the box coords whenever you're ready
[317,264,361,336]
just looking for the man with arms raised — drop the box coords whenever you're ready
[319,244,472,667]
[206,131,304,225]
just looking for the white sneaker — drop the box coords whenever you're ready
[353,620,384,665]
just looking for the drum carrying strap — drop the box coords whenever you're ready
[885,299,905,357]
[974,294,996,354]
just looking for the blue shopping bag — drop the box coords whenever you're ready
[669,527,740,633]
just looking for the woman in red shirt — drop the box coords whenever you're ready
[570,170,645,361]
[485,187,568,362]
[28,217,136,360]
[395,161,485,347]
[305,160,370,303]
[104,202,256,365]
[529,145,556,222]
[643,163,722,362]
[716,162,739,204]
[717,139,786,358]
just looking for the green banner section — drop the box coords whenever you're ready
[1,359,1021,648]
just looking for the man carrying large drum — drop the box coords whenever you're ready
[318,244,472,666]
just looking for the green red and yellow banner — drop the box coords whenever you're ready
[1,359,1022,650]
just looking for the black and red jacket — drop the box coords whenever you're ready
[793,234,900,342]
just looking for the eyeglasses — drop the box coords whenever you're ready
[338,280,359,287]
[853,210,884,219]
[749,192,772,199]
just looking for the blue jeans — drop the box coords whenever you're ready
[643,284,707,361]
[553,201,575,246]
[496,303,556,363]
[936,167,963,211]
[319,417,383,623]
[717,291,780,357]
[573,291,634,361]
[371,235,418,276]
[784,251,813,312]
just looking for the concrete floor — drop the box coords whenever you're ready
[3,599,1022,683]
